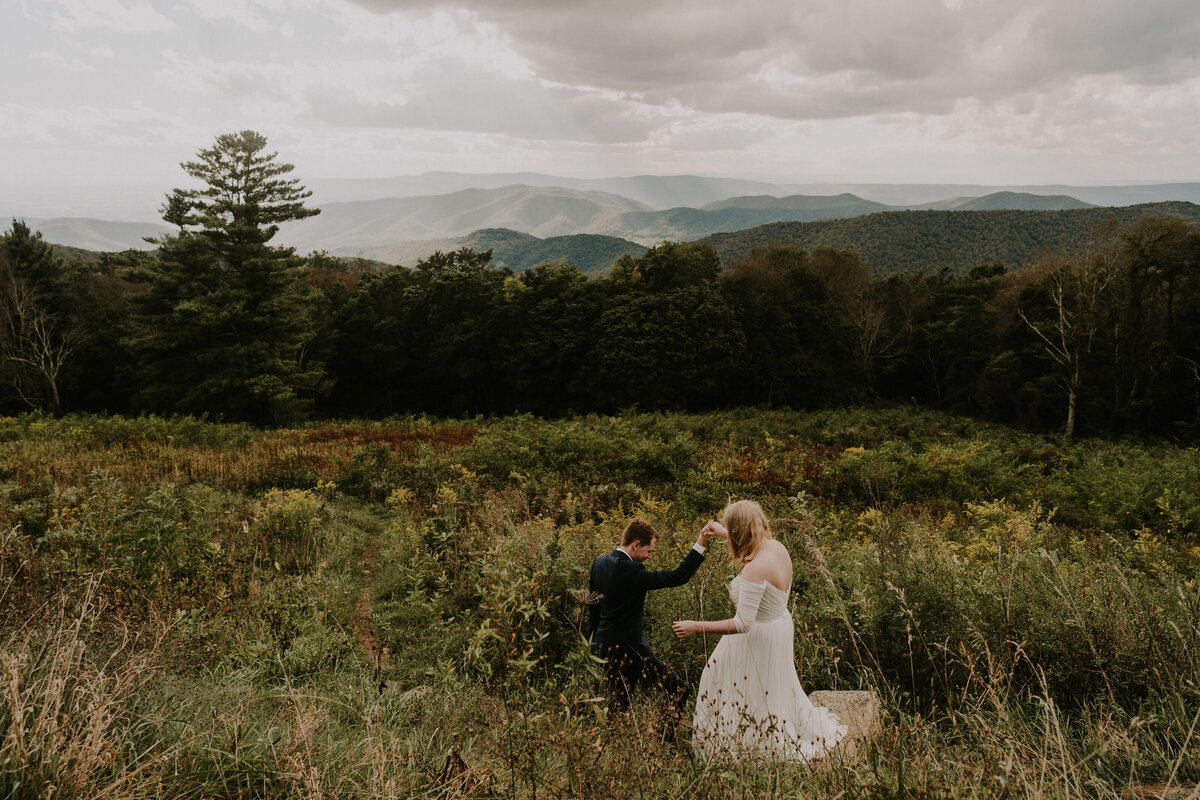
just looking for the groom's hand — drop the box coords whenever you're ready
[699,521,728,544]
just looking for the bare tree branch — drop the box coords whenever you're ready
[0,267,74,411]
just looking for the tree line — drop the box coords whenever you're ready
[3,131,1200,437]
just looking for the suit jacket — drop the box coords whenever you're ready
[588,546,704,657]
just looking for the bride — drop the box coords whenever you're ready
[672,500,846,761]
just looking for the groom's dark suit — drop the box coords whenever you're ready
[589,545,705,714]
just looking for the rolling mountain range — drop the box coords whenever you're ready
[20,217,172,252]
[15,175,1200,274]
[16,185,907,254]
[263,186,1109,256]
[274,184,649,252]
[301,172,1200,210]
[303,172,787,210]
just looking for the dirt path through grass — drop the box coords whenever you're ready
[353,536,392,687]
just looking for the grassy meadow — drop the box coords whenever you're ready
[1,407,1199,799]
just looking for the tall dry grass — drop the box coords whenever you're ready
[0,575,159,798]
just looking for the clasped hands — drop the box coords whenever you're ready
[696,519,728,547]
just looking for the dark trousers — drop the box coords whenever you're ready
[594,643,690,720]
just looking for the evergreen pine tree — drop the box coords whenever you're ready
[127,130,323,423]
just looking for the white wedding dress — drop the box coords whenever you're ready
[692,576,847,761]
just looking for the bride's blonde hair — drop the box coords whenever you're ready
[723,499,771,565]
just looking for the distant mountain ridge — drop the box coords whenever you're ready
[304,172,1200,209]
[272,185,901,254]
[913,192,1096,211]
[275,184,651,254]
[357,228,647,273]
[14,175,1200,262]
[780,182,1200,207]
[700,193,888,212]
[22,217,170,252]
[277,187,1101,255]
[303,172,789,211]
[33,201,1199,281]
[702,201,1200,275]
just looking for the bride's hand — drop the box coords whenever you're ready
[702,521,728,540]
[672,620,700,638]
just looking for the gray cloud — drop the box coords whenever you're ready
[44,0,174,32]
[302,55,657,143]
[4,0,1198,217]
[345,0,1200,121]
[664,119,775,153]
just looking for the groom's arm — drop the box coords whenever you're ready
[626,525,723,590]
[626,546,705,591]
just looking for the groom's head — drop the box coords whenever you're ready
[621,518,658,562]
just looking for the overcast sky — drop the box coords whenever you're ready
[4,0,1200,220]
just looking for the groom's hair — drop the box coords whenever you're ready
[621,518,658,548]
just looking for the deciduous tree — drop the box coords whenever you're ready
[0,221,75,411]
[1017,242,1118,437]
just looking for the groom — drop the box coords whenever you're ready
[589,518,722,727]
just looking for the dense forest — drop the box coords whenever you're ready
[703,201,1200,274]
[4,131,1200,437]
